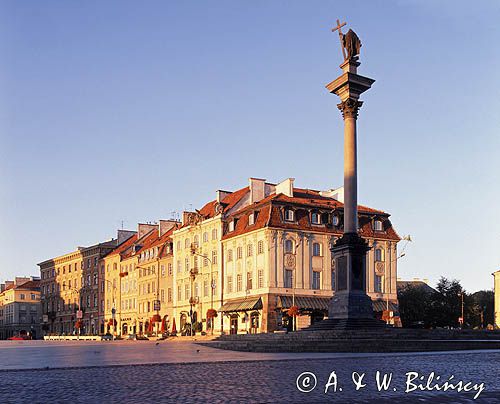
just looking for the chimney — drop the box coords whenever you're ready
[249,178,266,203]
[117,229,137,245]
[216,190,232,203]
[320,186,344,202]
[137,223,157,239]
[275,178,294,197]
[159,219,178,236]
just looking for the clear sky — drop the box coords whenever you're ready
[1,1,499,292]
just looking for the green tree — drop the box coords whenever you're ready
[428,277,464,328]
[398,284,432,328]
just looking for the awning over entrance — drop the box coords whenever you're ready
[372,299,399,313]
[277,296,330,311]
[219,297,263,313]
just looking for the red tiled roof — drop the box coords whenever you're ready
[220,186,398,241]
[106,234,138,258]
[14,280,40,290]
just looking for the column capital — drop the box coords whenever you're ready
[337,98,363,119]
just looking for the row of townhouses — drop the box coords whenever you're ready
[36,177,401,337]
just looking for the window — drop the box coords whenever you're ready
[312,271,321,290]
[176,241,181,251]
[185,284,190,300]
[93,273,98,285]
[94,294,98,308]
[177,261,181,273]
[375,275,383,293]
[185,238,190,249]
[229,221,235,232]
[312,242,322,257]
[373,220,383,231]
[284,270,293,288]
[375,248,385,262]
[227,276,233,293]
[168,263,173,276]
[247,244,253,257]
[20,294,26,300]
[227,249,233,262]
[194,283,199,297]
[161,265,166,277]
[204,280,208,297]
[311,212,321,224]
[331,270,336,290]
[161,289,165,302]
[194,235,199,247]
[178,285,182,301]
[237,274,242,292]
[284,239,293,253]
[284,209,294,222]
[247,272,252,290]
[185,257,190,272]
[168,288,172,302]
[248,213,255,225]
[332,215,340,226]
[258,240,264,254]
[212,229,217,240]
[258,270,264,288]
[193,256,198,269]
[212,250,218,265]
[237,247,243,259]
[203,232,208,243]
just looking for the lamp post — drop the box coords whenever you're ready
[102,279,118,338]
[190,244,216,335]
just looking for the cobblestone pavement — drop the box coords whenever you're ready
[0,342,499,403]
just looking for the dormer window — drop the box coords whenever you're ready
[332,215,340,226]
[284,209,294,222]
[229,220,235,232]
[248,213,255,226]
[373,220,383,231]
[311,212,321,225]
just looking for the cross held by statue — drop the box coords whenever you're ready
[332,19,347,60]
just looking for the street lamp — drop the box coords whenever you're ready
[190,244,216,335]
[102,279,118,338]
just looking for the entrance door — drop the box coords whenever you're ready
[230,315,238,335]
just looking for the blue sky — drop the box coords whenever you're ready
[1,1,499,292]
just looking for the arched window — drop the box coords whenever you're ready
[176,241,181,251]
[373,220,383,231]
[193,235,199,247]
[311,212,321,225]
[312,242,322,257]
[203,232,208,243]
[375,248,385,262]
[284,239,293,253]
[284,209,294,222]
[184,238,190,249]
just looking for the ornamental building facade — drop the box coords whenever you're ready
[37,177,400,337]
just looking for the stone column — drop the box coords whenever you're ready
[322,57,383,328]
[338,99,362,234]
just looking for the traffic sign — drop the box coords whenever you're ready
[154,300,161,311]
[76,310,83,319]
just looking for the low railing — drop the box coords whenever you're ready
[43,335,104,341]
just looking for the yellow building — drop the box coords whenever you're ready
[171,178,400,335]
[102,221,178,337]
[38,231,133,336]
[0,277,41,339]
